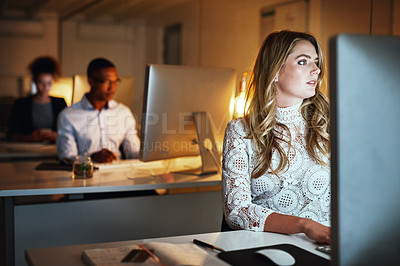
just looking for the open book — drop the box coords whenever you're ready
[81,241,229,266]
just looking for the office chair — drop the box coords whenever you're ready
[221,213,236,232]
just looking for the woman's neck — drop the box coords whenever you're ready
[32,93,51,104]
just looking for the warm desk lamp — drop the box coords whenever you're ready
[27,77,73,106]
[233,72,248,118]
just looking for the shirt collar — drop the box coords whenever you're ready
[276,101,302,123]
[81,93,117,110]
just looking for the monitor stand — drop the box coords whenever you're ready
[173,112,222,176]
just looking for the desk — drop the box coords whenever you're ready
[25,230,330,266]
[0,158,222,266]
[0,142,57,161]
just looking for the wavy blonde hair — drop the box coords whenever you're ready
[244,30,330,179]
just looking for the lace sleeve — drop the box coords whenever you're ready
[221,119,274,231]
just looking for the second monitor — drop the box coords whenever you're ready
[140,64,236,175]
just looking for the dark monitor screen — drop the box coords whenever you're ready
[330,34,400,265]
[140,64,236,173]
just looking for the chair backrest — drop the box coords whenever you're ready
[221,214,235,232]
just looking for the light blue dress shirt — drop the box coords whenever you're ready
[57,94,140,161]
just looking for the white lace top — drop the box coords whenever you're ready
[222,102,330,231]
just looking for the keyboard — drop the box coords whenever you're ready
[315,245,331,254]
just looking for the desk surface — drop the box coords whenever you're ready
[0,157,220,197]
[0,141,57,160]
[25,230,330,266]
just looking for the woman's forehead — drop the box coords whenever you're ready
[289,40,317,57]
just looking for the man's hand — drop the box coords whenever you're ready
[91,149,117,163]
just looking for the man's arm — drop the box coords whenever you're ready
[56,111,78,162]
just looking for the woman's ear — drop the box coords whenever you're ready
[274,75,278,83]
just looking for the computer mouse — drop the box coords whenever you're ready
[255,248,296,266]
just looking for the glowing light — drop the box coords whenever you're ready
[234,72,249,118]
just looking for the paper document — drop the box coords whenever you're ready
[95,159,164,171]
[81,241,229,266]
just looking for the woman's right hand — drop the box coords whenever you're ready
[301,218,331,244]
[264,213,330,244]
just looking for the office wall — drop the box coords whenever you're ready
[141,0,399,97]
[0,16,58,97]
[395,0,400,35]
[142,0,292,94]
[0,16,58,77]
[0,0,399,100]
[321,0,398,52]
[60,19,138,77]
[142,0,321,97]
[200,0,262,74]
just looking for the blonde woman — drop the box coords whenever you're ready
[222,30,330,244]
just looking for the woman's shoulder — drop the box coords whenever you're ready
[14,96,33,104]
[50,96,67,104]
[50,96,68,113]
[226,117,250,137]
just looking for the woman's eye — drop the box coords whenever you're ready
[38,81,52,86]
[298,60,307,65]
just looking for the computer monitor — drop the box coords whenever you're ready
[330,34,400,265]
[71,74,88,104]
[140,64,236,175]
[27,77,73,105]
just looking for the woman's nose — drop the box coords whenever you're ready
[312,66,321,75]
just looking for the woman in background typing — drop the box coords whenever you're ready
[222,30,330,243]
[8,56,67,142]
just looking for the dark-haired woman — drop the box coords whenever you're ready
[8,56,67,142]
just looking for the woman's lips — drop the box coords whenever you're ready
[307,80,317,86]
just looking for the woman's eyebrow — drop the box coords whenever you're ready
[295,54,319,60]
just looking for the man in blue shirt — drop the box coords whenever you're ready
[57,58,140,163]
